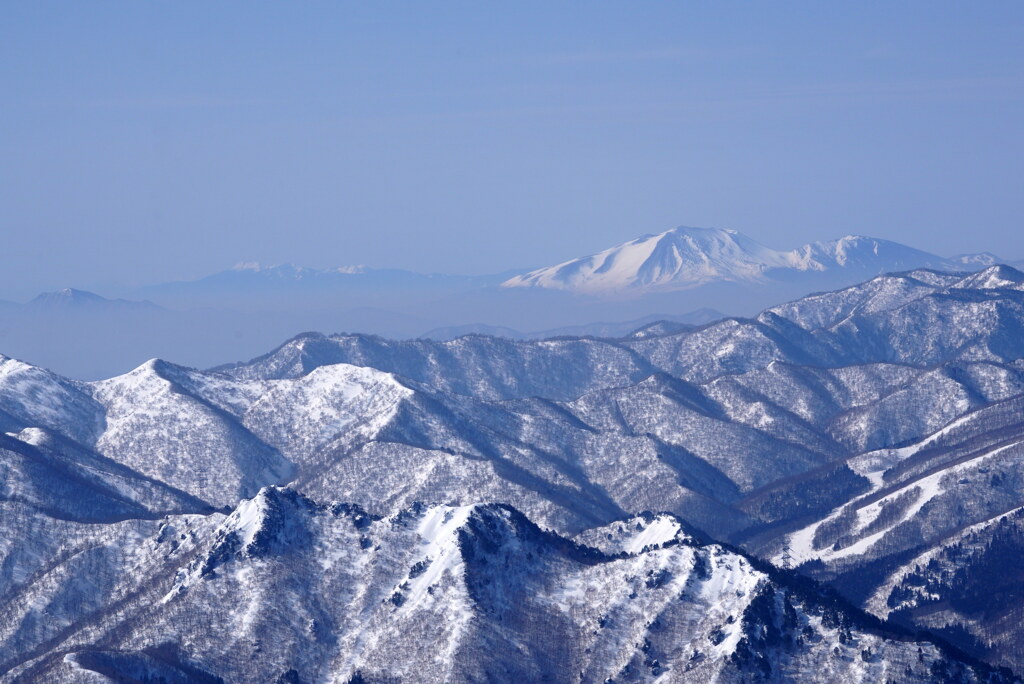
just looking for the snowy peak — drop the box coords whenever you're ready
[0,353,104,445]
[575,512,698,555]
[503,226,793,294]
[29,288,106,307]
[950,251,1002,267]
[795,235,942,272]
[952,263,1024,290]
[164,486,320,600]
[211,485,322,560]
[91,357,191,400]
[392,502,547,558]
[503,225,1012,296]
[224,485,318,553]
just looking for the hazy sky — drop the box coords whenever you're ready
[2,2,1023,297]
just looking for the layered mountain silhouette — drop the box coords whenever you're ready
[5,226,1019,379]
[3,265,1024,678]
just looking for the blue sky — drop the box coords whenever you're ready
[2,2,1023,296]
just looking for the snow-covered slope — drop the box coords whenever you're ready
[90,360,295,507]
[0,355,105,445]
[874,506,1024,671]
[504,226,800,293]
[0,428,209,522]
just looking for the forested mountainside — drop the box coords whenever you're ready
[3,264,1024,679]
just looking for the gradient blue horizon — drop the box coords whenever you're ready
[2,2,1022,297]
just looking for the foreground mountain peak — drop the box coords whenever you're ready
[28,491,1007,682]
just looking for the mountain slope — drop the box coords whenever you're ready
[90,360,295,507]
[0,428,210,522]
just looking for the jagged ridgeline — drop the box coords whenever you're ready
[3,265,1024,681]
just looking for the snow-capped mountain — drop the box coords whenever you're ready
[26,288,162,312]
[504,226,798,293]
[5,264,1024,677]
[502,225,1002,295]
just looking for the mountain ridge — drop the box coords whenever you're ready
[3,487,1011,683]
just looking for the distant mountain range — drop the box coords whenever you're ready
[3,225,1021,379]
[118,226,1018,302]
[0,286,727,379]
